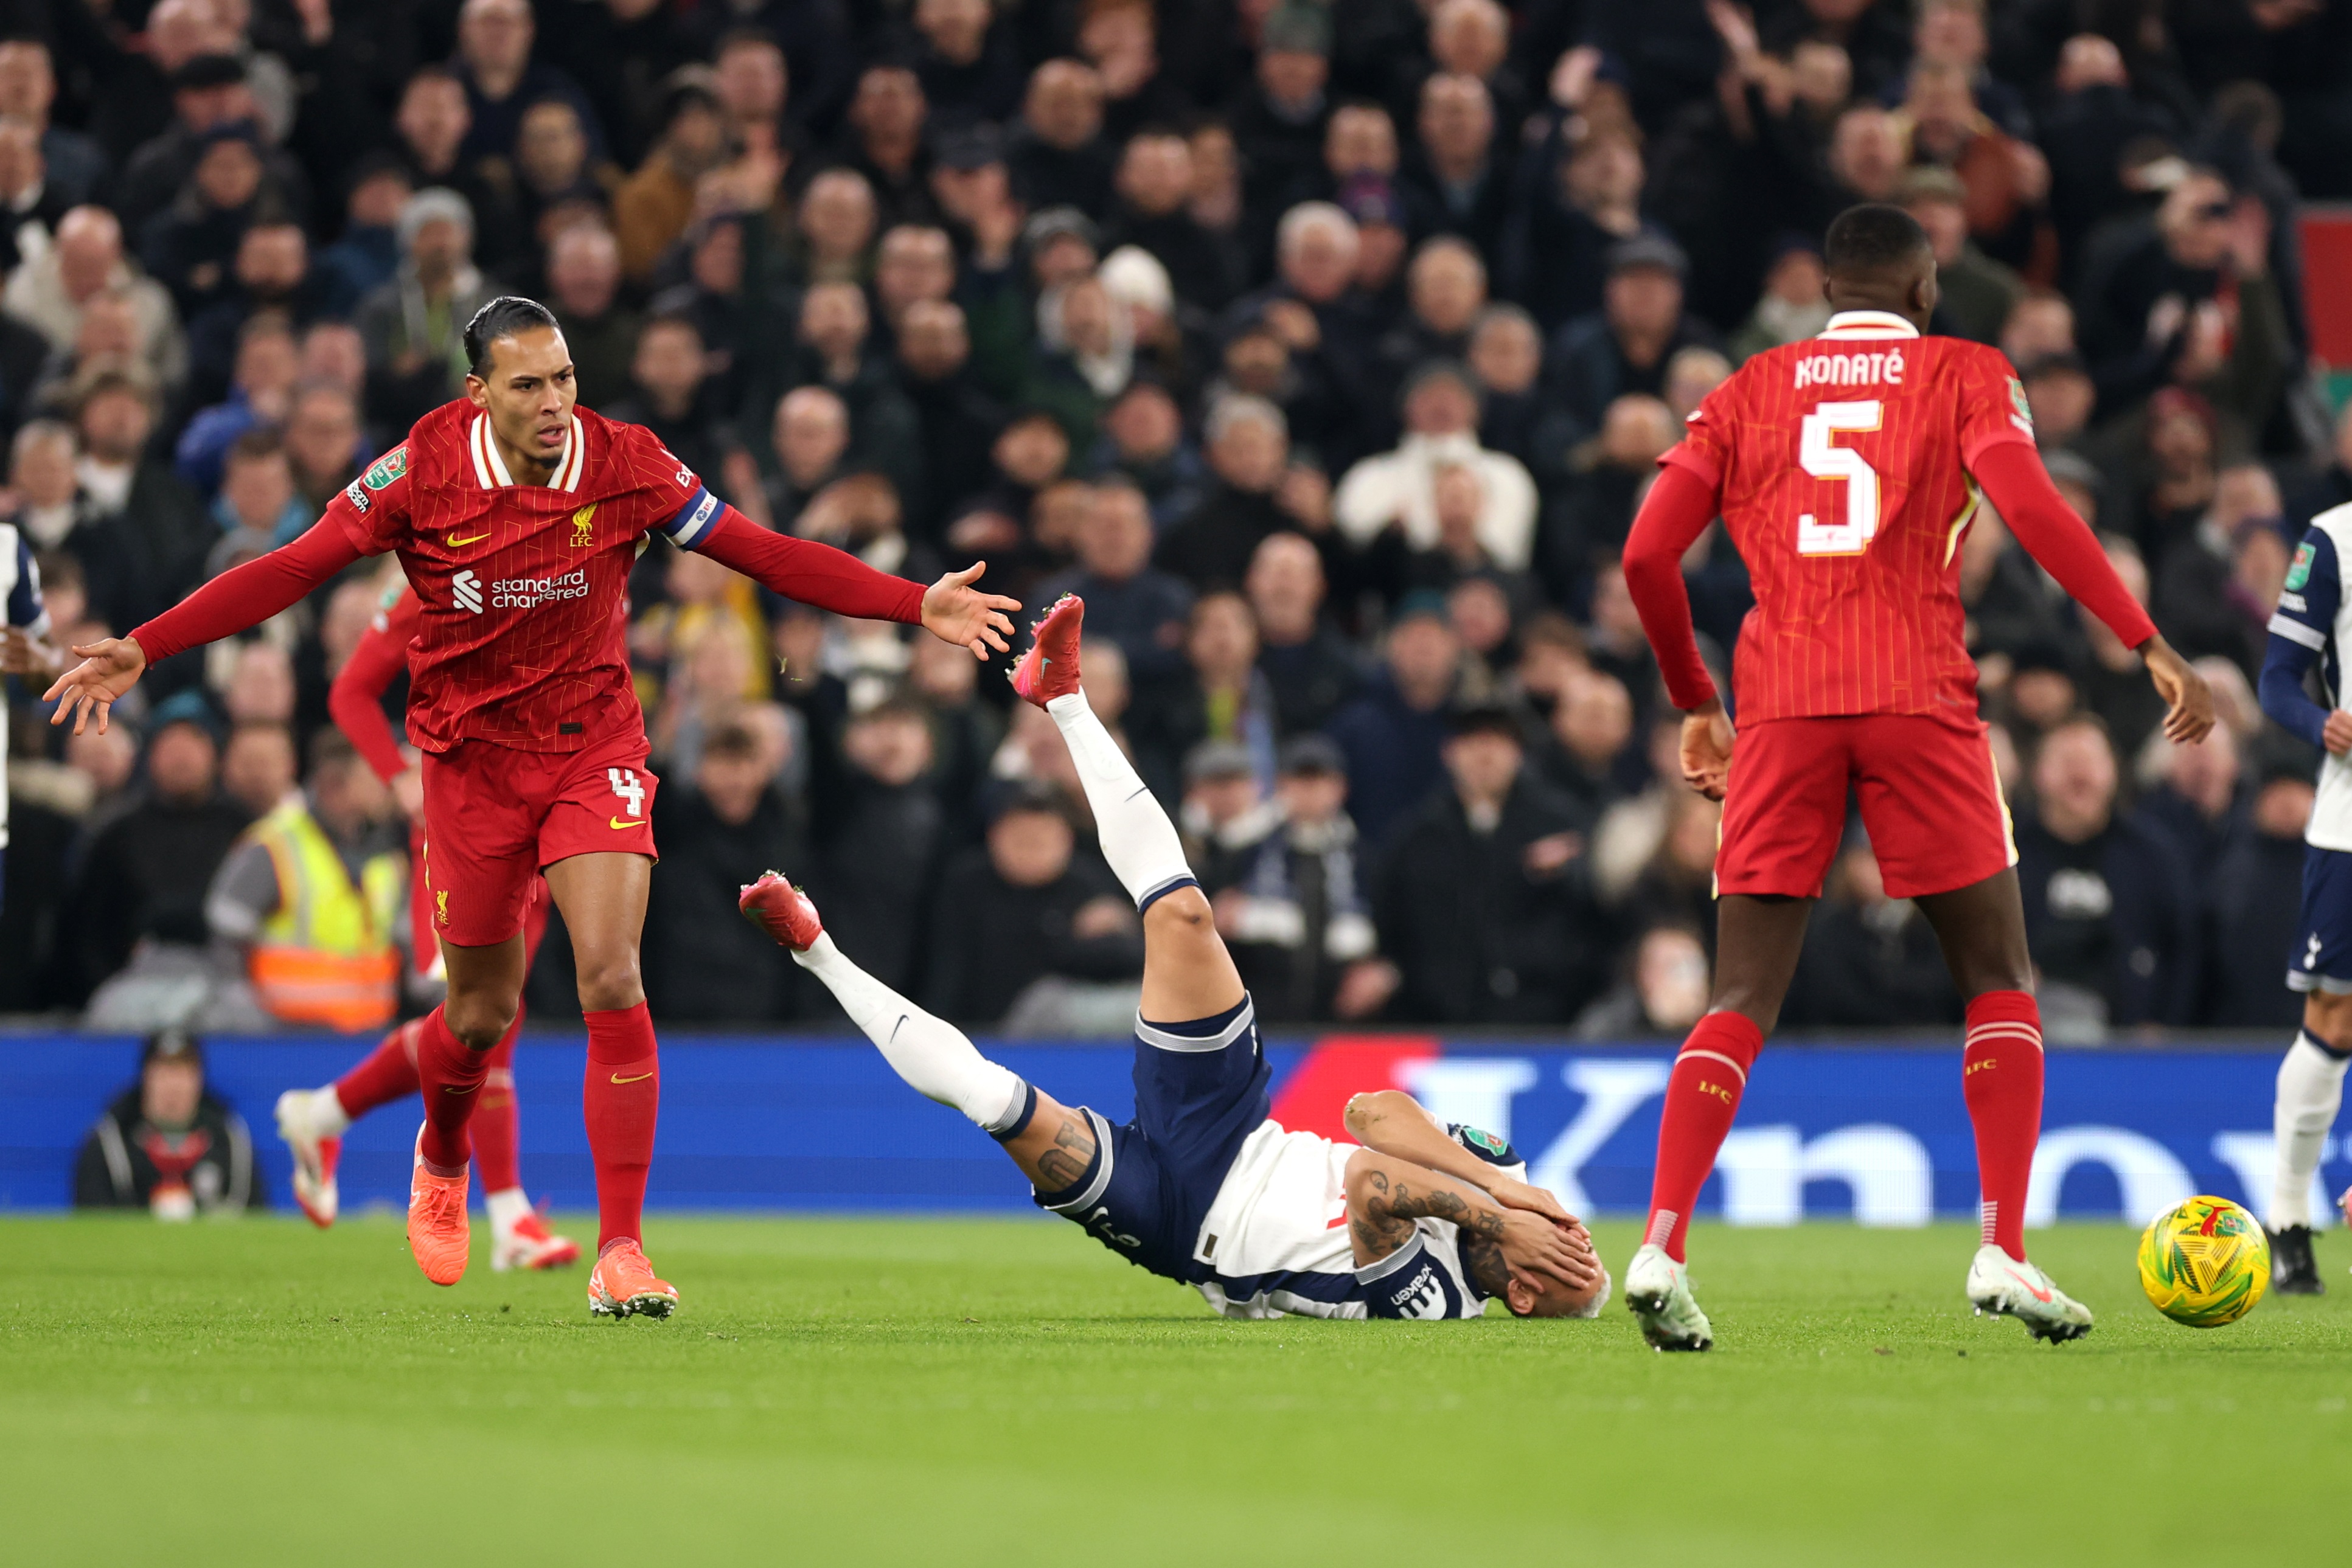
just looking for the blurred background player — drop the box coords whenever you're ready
[742,595,1607,1320]
[1619,204,2214,1350]
[2255,498,2352,1293]
[271,579,579,1272]
[45,297,1020,1317]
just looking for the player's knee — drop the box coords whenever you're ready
[574,951,643,1013]
[2305,991,2352,1053]
[1138,888,1213,949]
[1143,884,1213,937]
[444,993,515,1050]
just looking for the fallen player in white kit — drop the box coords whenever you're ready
[739,595,1609,1320]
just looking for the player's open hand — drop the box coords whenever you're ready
[1679,698,1735,800]
[41,635,147,735]
[920,562,1021,660]
[2141,636,2215,745]
[1497,1208,1602,1299]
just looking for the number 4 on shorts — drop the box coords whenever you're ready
[608,767,644,819]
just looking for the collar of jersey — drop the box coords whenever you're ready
[469,411,585,492]
[1817,311,1919,341]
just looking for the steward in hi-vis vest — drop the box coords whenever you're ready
[206,729,405,1031]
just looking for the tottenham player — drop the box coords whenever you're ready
[47,297,1018,1316]
[2256,502,2352,1292]
[740,596,1607,1320]
[273,580,580,1272]
[1619,205,2214,1349]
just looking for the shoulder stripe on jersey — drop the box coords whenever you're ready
[2272,611,2327,650]
[661,485,720,549]
[468,412,584,491]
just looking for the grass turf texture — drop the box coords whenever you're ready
[4,1216,2344,1565]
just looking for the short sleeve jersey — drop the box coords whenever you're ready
[323,400,722,754]
[1662,313,2038,724]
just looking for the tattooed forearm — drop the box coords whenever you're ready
[1377,1182,1503,1238]
[1031,1112,1096,1191]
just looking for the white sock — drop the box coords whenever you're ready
[2272,1030,2347,1228]
[794,932,1028,1132]
[312,1086,351,1137]
[1045,689,1194,908]
[485,1187,532,1235]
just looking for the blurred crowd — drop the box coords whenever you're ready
[2,0,2350,1039]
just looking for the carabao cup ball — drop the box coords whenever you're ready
[2137,1196,2269,1328]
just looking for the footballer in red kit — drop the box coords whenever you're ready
[49,297,1020,1316]
[1613,206,2216,1350]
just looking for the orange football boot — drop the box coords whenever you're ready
[588,1239,678,1319]
[406,1125,471,1286]
[1008,593,1084,708]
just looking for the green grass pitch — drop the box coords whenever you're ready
[4,1214,2345,1565]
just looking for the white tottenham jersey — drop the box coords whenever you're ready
[1186,1122,1521,1320]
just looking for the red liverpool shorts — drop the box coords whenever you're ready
[1714,709,2016,901]
[419,730,659,948]
[406,821,552,979]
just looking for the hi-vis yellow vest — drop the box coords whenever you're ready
[245,799,405,1032]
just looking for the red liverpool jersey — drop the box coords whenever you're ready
[323,400,722,754]
[1661,311,2039,724]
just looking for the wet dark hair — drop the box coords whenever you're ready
[1823,203,1932,278]
[463,295,560,377]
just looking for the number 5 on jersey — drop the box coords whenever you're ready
[1797,400,1883,557]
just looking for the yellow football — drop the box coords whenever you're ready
[2137,1196,2270,1328]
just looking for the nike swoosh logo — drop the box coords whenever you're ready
[2003,1266,2053,1303]
[447,532,489,547]
[609,817,641,830]
[440,1083,478,1094]
[610,1071,654,1085]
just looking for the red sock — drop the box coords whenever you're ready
[583,1002,659,1252]
[1643,1011,1765,1263]
[414,1005,490,1175]
[472,1005,527,1194]
[1963,990,2044,1262]
[334,1018,423,1119]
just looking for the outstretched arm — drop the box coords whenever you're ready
[45,519,364,734]
[1969,442,2213,744]
[1343,1089,1579,1227]
[689,504,1018,658]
